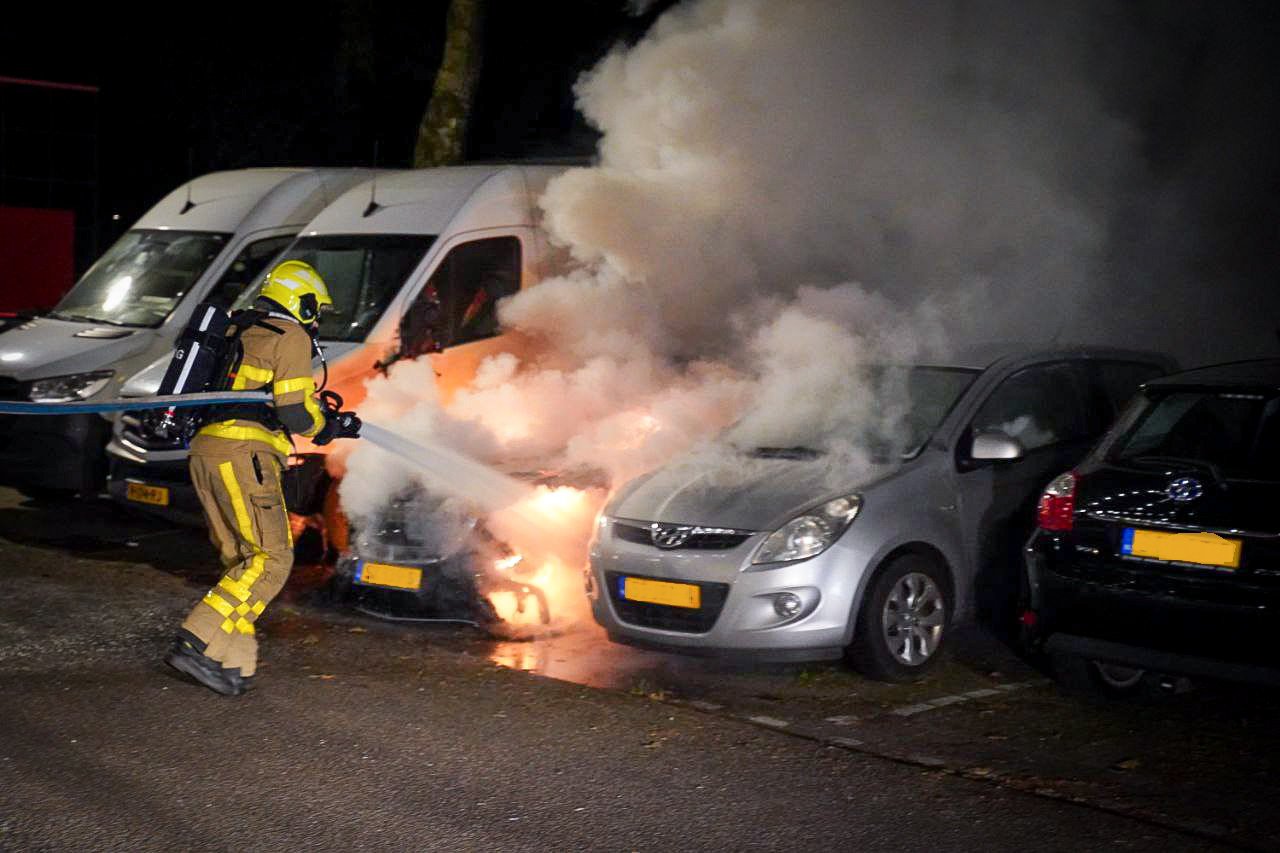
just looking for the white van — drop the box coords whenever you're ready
[107,163,568,522]
[0,168,372,496]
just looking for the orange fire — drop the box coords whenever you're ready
[483,485,606,629]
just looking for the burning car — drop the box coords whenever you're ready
[588,345,1176,681]
[330,487,551,630]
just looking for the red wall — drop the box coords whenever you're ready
[0,206,76,314]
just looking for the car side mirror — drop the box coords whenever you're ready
[970,429,1026,463]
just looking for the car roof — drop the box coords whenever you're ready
[1145,358,1280,392]
[930,342,1178,373]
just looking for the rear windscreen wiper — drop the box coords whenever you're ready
[1122,454,1227,490]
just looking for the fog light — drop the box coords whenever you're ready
[774,592,803,618]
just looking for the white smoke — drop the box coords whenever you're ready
[339,0,1158,622]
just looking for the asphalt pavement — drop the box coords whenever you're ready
[0,488,1266,851]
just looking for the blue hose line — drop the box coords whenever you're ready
[0,390,271,416]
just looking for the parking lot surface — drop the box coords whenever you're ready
[0,488,1273,851]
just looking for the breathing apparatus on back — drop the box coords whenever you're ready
[143,260,348,446]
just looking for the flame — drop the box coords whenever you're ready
[486,557,559,627]
[482,485,606,630]
[493,554,524,572]
[529,485,593,517]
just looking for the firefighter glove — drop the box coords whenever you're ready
[312,409,362,445]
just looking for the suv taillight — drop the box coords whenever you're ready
[1037,472,1076,532]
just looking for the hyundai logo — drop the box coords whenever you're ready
[1167,476,1204,503]
[650,523,693,549]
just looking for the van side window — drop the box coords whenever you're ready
[206,235,294,309]
[406,236,521,351]
[970,362,1089,452]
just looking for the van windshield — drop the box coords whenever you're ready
[234,234,435,342]
[51,230,229,327]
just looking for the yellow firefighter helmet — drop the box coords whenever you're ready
[259,260,332,324]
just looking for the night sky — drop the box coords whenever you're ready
[2,0,1279,323]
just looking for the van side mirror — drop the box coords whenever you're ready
[376,296,445,374]
[400,306,445,360]
[970,429,1026,463]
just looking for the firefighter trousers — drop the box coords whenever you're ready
[180,436,292,678]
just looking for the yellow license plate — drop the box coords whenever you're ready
[1122,528,1241,569]
[621,577,701,609]
[126,482,169,507]
[358,561,423,590]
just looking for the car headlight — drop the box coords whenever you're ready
[28,370,115,403]
[752,495,862,565]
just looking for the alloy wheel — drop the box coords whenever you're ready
[881,571,946,666]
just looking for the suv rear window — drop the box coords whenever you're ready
[1109,391,1280,481]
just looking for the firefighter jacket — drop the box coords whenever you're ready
[196,315,326,456]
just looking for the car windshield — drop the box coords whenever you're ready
[233,234,435,342]
[52,230,229,327]
[1108,390,1280,482]
[733,365,978,460]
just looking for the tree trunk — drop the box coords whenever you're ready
[414,0,485,167]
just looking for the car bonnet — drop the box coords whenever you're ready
[609,453,880,531]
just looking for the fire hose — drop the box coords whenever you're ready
[0,390,273,416]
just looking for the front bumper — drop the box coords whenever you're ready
[106,449,204,526]
[0,412,111,492]
[589,524,867,661]
[1025,532,1280,685]
[332,552,496,622]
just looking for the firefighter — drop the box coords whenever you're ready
[165,260,361,696]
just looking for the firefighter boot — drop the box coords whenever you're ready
[165,633,245,697]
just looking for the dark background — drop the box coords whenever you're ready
[1,0,1278,328]
[0,0,677,271]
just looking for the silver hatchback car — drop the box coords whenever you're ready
[588,345,1176,681]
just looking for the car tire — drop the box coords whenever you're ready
[1049,650,1167,700]
[848,554,951,683]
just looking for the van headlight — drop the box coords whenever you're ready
[28,370,115,403]
[752,495,862,565]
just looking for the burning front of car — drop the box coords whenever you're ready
[331,476,602,636]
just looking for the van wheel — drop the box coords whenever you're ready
[848,554,950,683]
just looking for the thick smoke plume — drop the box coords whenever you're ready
[339,0,1263,625]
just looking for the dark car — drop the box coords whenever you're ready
[1023,358,1280,695]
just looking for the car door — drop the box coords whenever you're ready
[954,360,1097,626]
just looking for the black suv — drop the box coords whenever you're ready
[1023,358,1280,695]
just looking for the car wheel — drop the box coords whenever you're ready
[1050,650,1158,700]
[848,554,950,683]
